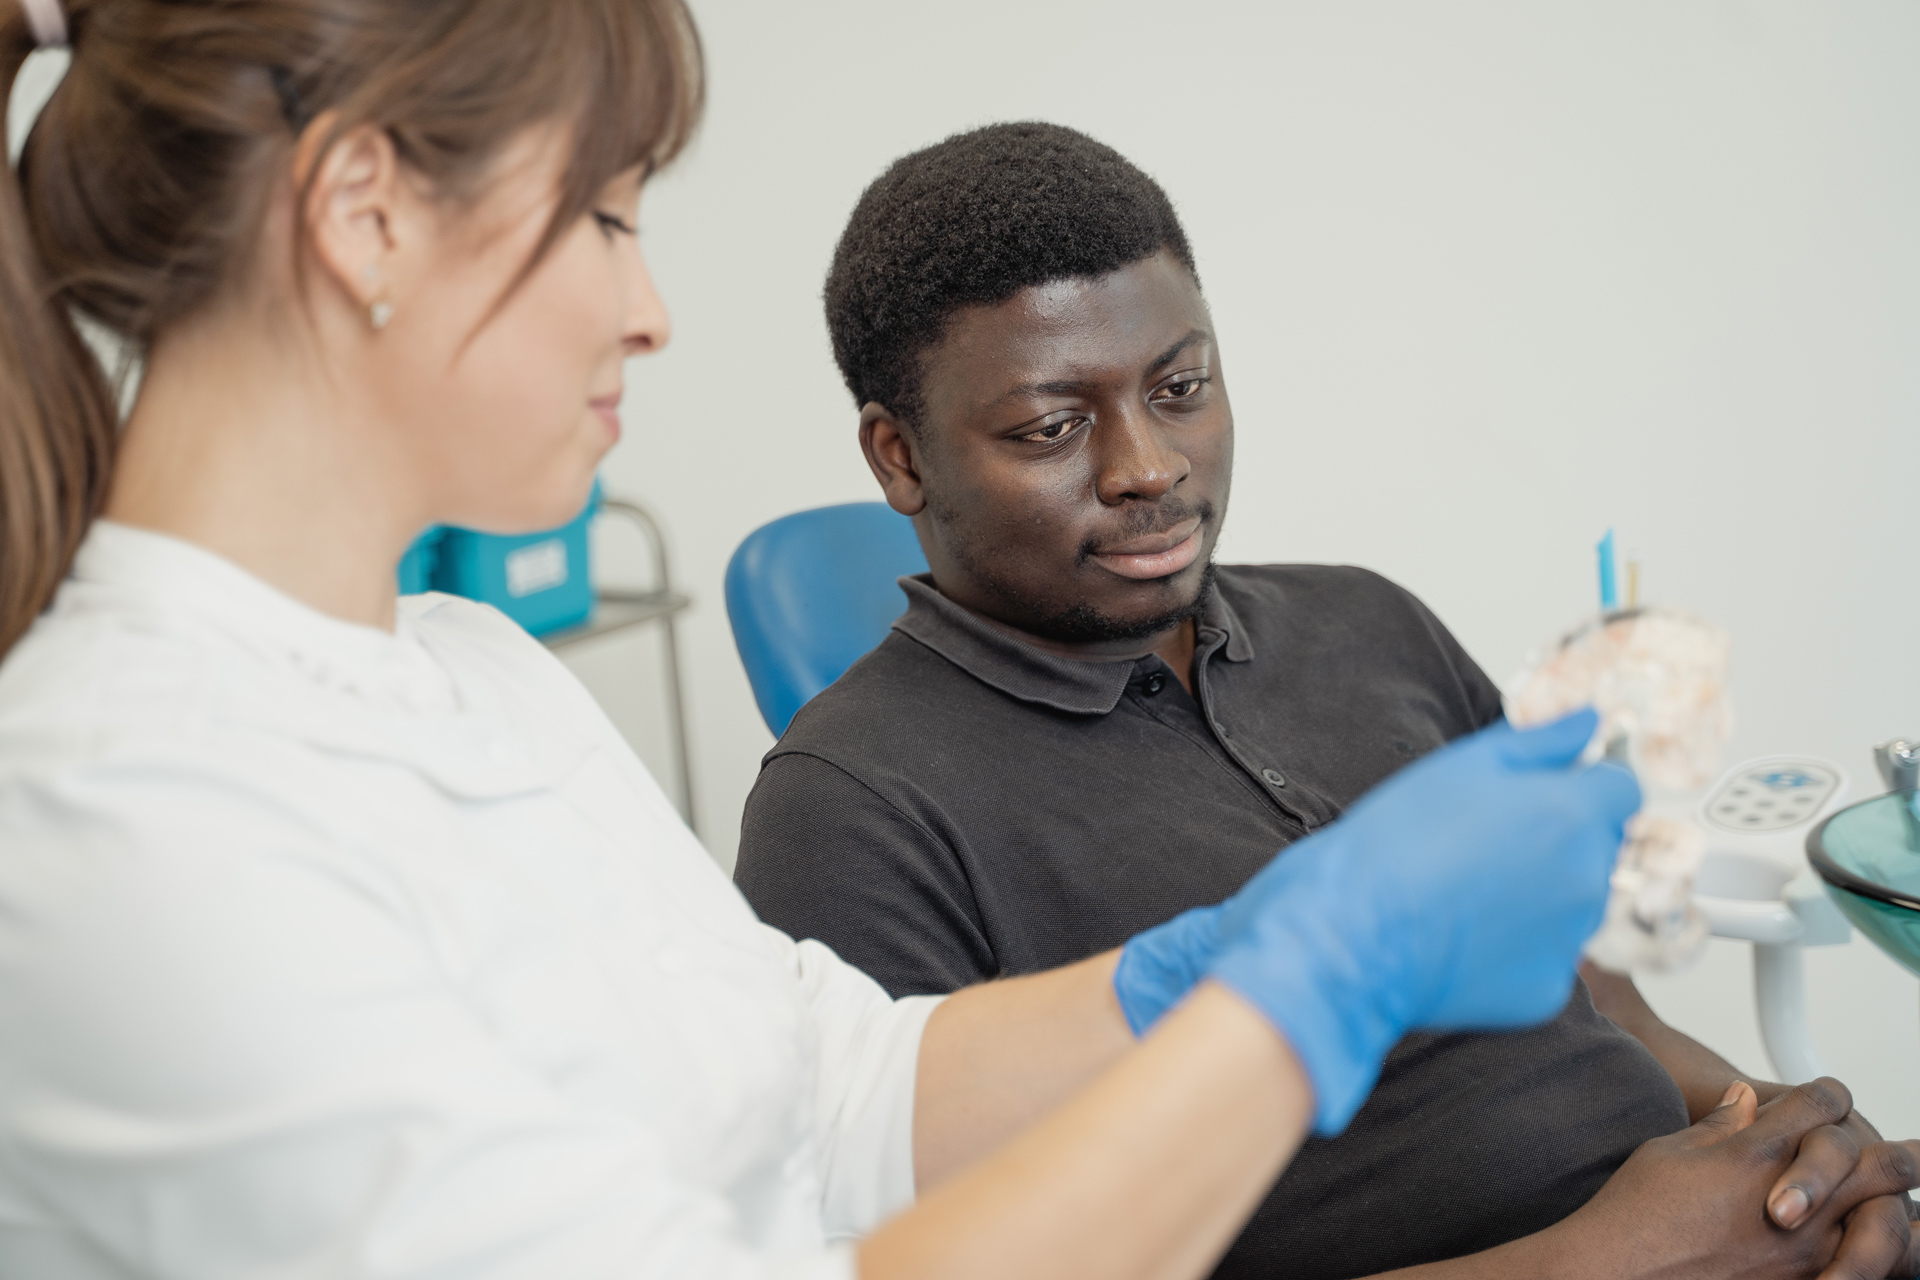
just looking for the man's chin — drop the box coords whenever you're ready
[1022,561,1218,645]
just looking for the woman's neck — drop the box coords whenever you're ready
[107,307,420,631]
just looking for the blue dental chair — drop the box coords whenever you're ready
[725,502,929,738]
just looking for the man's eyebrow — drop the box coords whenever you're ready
[1145,329,1212,375]
[994,329,1214,403]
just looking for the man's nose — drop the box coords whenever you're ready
[1094,407,1189,505]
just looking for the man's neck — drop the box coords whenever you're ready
[1151,619,1198,694]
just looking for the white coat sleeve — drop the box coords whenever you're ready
[762,928,943,1240]
[0,766,854,1280]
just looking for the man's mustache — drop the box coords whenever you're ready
[1076,500,1213,562]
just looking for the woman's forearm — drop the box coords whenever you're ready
[911,949,1136,1189]
[867,981,1312,1280]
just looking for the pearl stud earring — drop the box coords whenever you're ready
[362,264,392,331]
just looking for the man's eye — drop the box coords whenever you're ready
[1021,417,1085,443]
[593,211,637,237]
[1158,376,1207,400]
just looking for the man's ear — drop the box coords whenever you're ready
[297,119,414,320]
[859,402,928,517]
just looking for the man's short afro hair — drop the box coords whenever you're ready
[824,121,1196,428]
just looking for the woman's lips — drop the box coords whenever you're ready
[591,394,622,441]
[1090,518,1204,581]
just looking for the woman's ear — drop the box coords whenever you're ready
[297,120,412,320]
[859,402,928,517]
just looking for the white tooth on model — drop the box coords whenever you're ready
[1507,607,1733,974]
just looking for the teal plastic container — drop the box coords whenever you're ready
[396,530,441,595]
[396,484,600,637]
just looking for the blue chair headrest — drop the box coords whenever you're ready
[725,502,929,737]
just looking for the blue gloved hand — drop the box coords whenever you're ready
[1209,708,1637,1134]
[1113,902,1223,1036]
[1112,710,1631,1039]
[1114,709,1637,1133]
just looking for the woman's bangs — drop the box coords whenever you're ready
[560,0,704,217]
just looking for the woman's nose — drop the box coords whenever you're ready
[622,240,672,356]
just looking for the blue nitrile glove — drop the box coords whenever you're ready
[1199,709,1634,1135]
[1111,710,1632,1040]
[1113,902,1223,1036]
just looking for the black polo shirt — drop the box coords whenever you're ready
[735,564,1687,1279]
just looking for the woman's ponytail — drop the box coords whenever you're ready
[0,4,115,658]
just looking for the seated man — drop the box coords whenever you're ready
[734,122,1908,1280]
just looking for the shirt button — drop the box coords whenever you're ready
[1143,673,1166,696]
[1262,768,1287,788]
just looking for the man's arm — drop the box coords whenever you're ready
[1582,960,1773,1121]
[736,751,993,996]
[1583,958,1920,1227]
[1379,1080,1920,1280]
[1584,960,1906,1148]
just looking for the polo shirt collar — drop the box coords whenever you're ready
[890,572,1253,716]
[1200,578,1256,665]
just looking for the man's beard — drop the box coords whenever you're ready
[959,550,1218,645]
[929,493,1221,644]
[1012,559,1219,643]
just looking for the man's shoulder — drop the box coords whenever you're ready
[1214,561,1412,615]
[1213,561,1452,648]
[1215,562,1502,732]
[764,628,994,770]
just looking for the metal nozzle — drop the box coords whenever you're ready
[1876,740,1920,794]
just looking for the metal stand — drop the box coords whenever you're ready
[541,498,697,834]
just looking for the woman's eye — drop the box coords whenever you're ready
[1021,417,1084,443]
[593,211,637,238]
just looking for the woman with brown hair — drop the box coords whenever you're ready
[0,2,1741,1278]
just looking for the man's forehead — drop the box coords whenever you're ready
[923,254,1210,410]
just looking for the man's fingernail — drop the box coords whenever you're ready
[1771,1185,1811,1227]
[1719,1082,1744,1107]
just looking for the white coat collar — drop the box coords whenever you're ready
[68,521,585,798]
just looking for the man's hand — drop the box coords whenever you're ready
[1579,959,1918,1269]
[1749,1080,1913,1235]
[1554,1078,1920,1280]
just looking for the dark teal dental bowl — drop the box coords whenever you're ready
[1809,793,1920,978]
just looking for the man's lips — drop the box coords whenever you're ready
[1089,517,1204,581]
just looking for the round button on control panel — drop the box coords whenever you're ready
[1703,761,1839,834]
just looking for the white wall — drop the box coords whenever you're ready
[589,0,1920,1135]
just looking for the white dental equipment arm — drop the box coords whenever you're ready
[1692,757,1853,1083]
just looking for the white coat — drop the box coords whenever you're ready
[0,522,939,1280]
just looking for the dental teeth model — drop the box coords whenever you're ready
[1506,607,1733,973]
